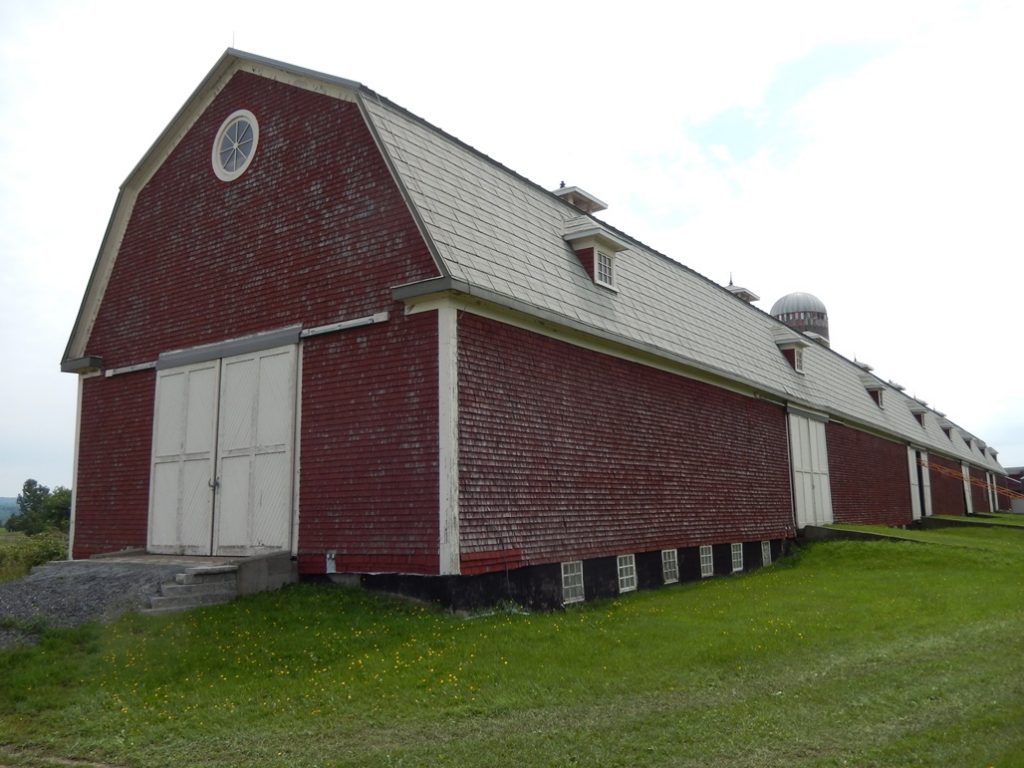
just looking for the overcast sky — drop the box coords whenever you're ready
[1,0,1021,496]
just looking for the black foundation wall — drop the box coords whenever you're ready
[335,539,789,611]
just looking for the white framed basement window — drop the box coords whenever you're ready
[661,549,679,584]
[761,540,772,566]
[731,543,744,573]
[617,554,637,593]
[699,545,714,578]
[596,250,615,288]
[562,560,585,604]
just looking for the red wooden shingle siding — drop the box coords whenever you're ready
[967,467,990,513]
[456,313,794,574]
[72,374,154,559]
[929,453,967,515]
[298,314,439,575]
[825,423,913,525]
[86,72,439,368]
[996,475,1016,511]
[74,72,440,558]
[574,247,595,281]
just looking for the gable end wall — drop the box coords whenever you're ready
[72,71,441,560]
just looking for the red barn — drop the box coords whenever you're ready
[61,51,1010,607]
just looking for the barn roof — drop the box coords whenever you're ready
[64,49,1005,475]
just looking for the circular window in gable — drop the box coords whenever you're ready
[212,109,259,182]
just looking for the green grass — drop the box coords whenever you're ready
[0,530,66,583]
[2,530,1023,767]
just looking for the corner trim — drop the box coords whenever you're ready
[437,303,460,575]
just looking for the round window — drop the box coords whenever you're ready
[212,109,259,182]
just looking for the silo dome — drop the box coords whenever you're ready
[771,292,829,345]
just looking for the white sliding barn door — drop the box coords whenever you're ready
[214,346,296,555]
[149,362,221,555]
[789,413,833,528]
[961,462,974,515]
[908,447,922,521]
[149,344,297,556]
[920,452,933,517]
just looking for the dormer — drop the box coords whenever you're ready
[563,215,630,291]
[860,374,885,408]
[909,404,928,427]
[772,326,809,373]
[939,419,954,440]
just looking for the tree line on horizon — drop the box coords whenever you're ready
[4,479,71,535]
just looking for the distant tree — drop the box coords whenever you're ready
[44,486,72,532]
[6,479,71,534]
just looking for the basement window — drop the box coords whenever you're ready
[596,250,615,288]
[761,540,772,566]
[731,543,744,573]
[561,561,585,604]
[661,549,679,584]
[617,554,637,593]
[699,545,714,578]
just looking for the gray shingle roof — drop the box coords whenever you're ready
[361,92,1003,474]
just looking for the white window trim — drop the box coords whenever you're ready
[761,540,772,566]
[731,542,744,573]
[595,250,615,289]
[699,545,714,578]
[617,554,637,593]
[793,347,804,373]
[212,109,260,182]
[661,549,679,584]
[561,560,585,604]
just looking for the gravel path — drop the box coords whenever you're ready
[0,560,184,650]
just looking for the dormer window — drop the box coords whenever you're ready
[783,346,805,373]
[859,374,884,408]
[773,327,808,373]
[562,216,629,292]
[596,250,614,287]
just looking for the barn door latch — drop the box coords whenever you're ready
[208,477,221,490]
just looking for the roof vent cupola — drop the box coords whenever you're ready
[553,184,607,214]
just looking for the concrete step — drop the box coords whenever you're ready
[145,589,236,612]
[159,581,237,598]
[145,564,241,614]
[140,551,296,616]
[175,566,238,585]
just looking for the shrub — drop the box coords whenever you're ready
[0,529,68,582]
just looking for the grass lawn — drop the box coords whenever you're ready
[1,530,1023,767]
